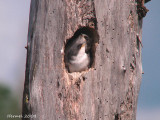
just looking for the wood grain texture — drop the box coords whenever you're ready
[23,0,143,120]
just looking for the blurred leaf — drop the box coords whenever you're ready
[0,84,21,120]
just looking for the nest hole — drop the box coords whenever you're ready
[64,26,99,73]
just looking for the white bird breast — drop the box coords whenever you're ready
[69,50,90,72]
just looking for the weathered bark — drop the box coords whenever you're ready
[23,0,146,120]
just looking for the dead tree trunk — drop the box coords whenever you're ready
[23,0,149,120]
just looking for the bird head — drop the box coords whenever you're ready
[75,34,87,44]
[65,33,91,61]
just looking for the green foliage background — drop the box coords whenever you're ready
[0,84,21,120]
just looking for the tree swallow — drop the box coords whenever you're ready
[64,34,91,73]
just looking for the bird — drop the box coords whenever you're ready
[64,33,91,73]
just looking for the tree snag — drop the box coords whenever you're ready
[23,0,150,120]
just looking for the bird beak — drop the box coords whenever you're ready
[81,43,86,49]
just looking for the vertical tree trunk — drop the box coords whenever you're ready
[23,0,146,120]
